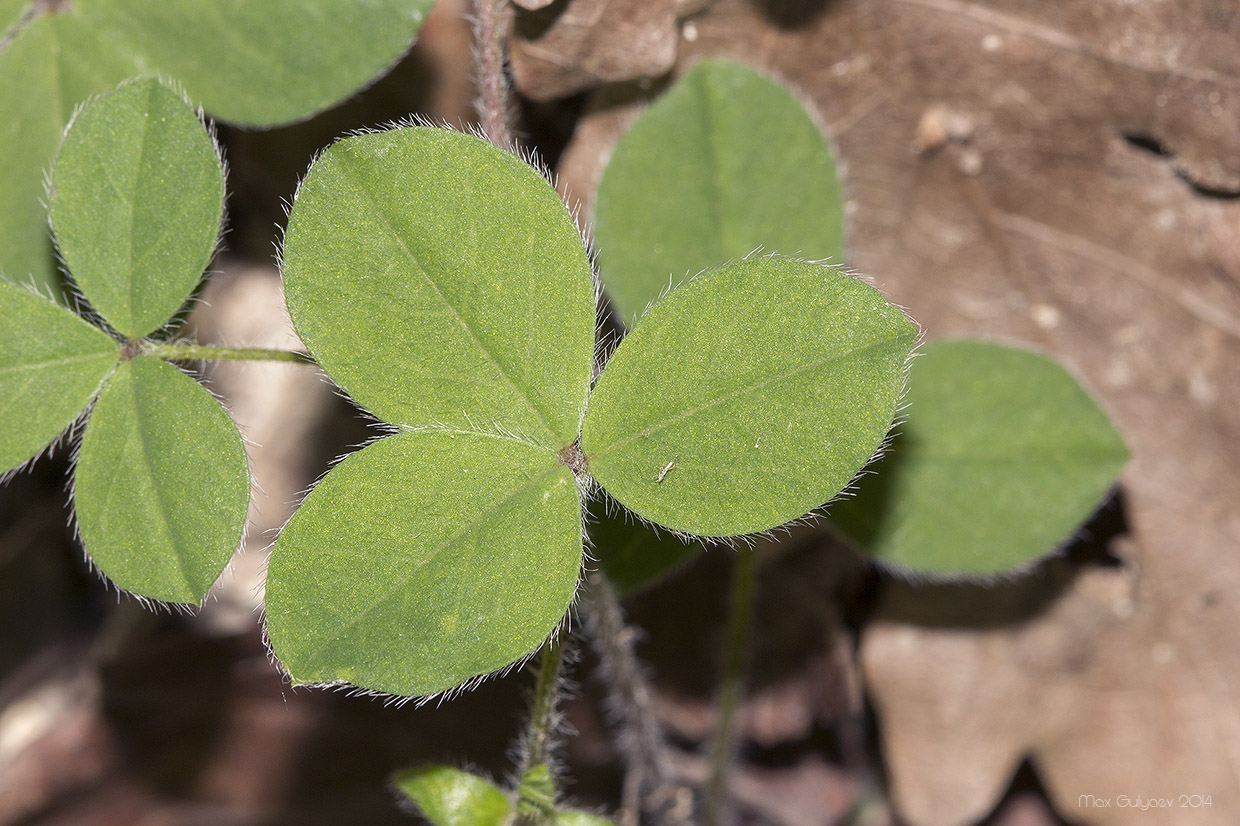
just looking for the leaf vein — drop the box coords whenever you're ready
[335,154,561,444]
[296,456,568,673]
[592,334,907,459]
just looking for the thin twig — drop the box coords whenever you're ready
[701,545,759,826]
[581,570,680,825]
[471,0,513,148]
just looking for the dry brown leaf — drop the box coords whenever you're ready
[558,1,1240,824]
[509,0,716,101]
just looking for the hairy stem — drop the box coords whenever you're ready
[515,638,567,826]
[471,0,512,149]
[581,570,677,825]
[141,343,314,364]
[701,545,759,826]
[523,637,565,773]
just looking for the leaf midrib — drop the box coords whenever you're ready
[87,363,191,599]
[0,348,114,376]
[589,333,910,461]
[131,363,198,597]
[295,451,568,674]
[334,151,562,446]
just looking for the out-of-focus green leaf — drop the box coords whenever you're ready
[265,430,582,697]
[282,126,595,447]
[582,256,916,537]
[0,13,135,294]
[74,356,249,603]
[392,765,512,826]
[594,59,845,323]
[50,78,224,338]
[0,281,117,471]
[829,339,1130,575]
[588,497,699,595]
[73,0,433,126]
[0,0,28,36]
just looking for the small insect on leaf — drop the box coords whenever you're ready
[654,459,677,483]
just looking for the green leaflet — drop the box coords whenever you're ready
[0,281,118,472]
[74,356,250,603]
[264,430,583,697]
[588,496,700,595]
[0,12,135,293]
[282,126,596,446]
[394,765,513,826]
[594,59,845,324]
[50,78,224,339]
[829,339,1130,575]
[582,256,916,537]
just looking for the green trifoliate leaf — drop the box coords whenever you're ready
[393,765,513,826]
[72,0,432,126]
[74,356,250,603]
[829,339,1130,575]
[0,13,135,294]
[265,430,583,697]
[0,281,118,471]
[588,497,700,596]
[282,126,595,447]
[582,257,916,538]
[49,78,224,339]
[594,59,845,324]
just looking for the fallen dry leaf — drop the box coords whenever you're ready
[509,0,715,101]
[557,1,1240,824]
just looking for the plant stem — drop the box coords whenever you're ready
[141,343,314,364]
[514,638,566,826]
[701,545,759,826]
[471,0,513,149]
[521,637,565,776]
[580,570,677,825]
